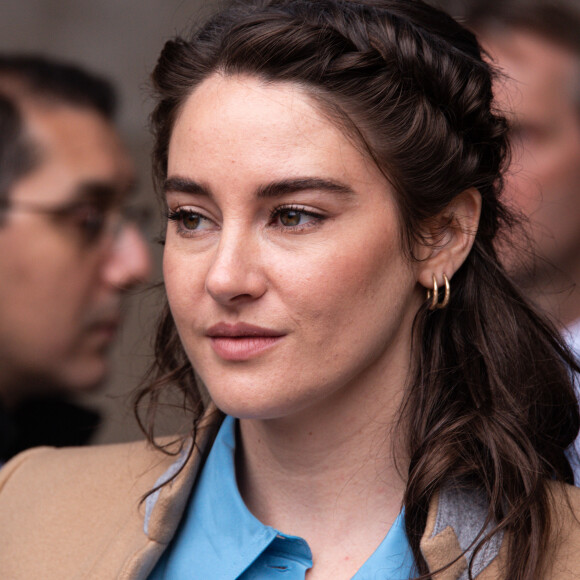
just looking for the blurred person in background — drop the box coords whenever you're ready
[427,0,580,344]
[429,0,580,479]
[0,55,151,463]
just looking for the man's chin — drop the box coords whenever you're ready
[54,356,111,395]
[7,363,109,408]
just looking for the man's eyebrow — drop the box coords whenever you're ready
[256,178,354,199]
[72,182,126,205]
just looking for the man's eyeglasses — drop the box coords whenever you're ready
[0,197,152,247]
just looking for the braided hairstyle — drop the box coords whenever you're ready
[143,1,580,577]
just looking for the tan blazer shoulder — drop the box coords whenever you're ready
[421,481,580,579]
[0,439,179,579]
[0,408,222,580]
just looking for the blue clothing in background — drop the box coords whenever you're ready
[148,415,415,579]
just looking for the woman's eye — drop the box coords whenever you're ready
[167,209,213,234]
[272,207,321,229]
[181,212,202,230]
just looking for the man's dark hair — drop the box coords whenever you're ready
[0,94,31,214]
[0,55,118,209]
[0,54,116,120]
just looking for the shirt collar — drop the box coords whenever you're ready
[150,415,414,579]
[156,415,307,578]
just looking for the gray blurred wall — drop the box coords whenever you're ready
[0,0,218,443]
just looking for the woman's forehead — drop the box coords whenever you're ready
[169,74,383,184]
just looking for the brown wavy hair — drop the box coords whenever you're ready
[139,1,580,577]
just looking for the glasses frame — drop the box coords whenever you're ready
[1,196,152,247]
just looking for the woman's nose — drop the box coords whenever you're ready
[205,229,267,306]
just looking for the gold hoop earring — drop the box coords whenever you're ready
[426,275,438,310]
[426,273,450,310]
[439,273,450,309]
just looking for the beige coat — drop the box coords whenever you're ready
[0,413,579,579]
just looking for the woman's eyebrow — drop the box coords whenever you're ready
[163,176,355,199]
[164,177,209,196]
[256,178,355,199]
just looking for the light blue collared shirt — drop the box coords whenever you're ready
[148,415,415,579]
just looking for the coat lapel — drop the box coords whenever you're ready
[421,485,506,580]
[85,407,223,580]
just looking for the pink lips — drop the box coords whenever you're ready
[206,322,285,361]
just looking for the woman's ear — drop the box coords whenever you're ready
[415,188,482,290]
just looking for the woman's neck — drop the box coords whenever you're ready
[235,380,409,576]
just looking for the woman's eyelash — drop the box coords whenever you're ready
[166,208,204,224]
[166,208,189,221]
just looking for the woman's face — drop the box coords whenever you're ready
[164,74,424,421]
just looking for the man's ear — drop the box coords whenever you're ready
[415,188,482,290]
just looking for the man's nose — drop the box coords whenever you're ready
[103,222,152,290]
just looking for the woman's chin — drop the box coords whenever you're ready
[207,385,318,423]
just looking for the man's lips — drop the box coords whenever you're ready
[88,317,121,341]
[206,323,285,360]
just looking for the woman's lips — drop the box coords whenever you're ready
[206,323,285,361]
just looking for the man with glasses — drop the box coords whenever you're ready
[0,56,151,462]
